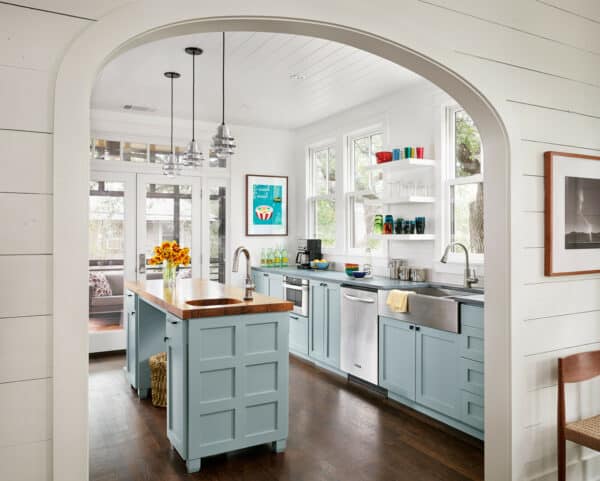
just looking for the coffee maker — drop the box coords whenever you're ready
[295,239,322,269]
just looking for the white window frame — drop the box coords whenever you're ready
[442,105,484,265]
[344,125,385,255]
[306,140,337,250]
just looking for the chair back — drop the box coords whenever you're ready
[559,350,600,384]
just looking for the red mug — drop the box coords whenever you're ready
[416,147,424,159]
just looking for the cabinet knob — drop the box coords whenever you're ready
[415,326,421,331]
[131,311,135,315]
[409,325,414,330]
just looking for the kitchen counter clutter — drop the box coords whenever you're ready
[125,278,292,473]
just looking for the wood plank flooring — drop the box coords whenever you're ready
[89,354,483,481]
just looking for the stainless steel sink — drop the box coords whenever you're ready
[378,287,468,333]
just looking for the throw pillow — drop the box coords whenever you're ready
[89,272,113,297]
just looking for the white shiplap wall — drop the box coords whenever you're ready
[0,3,121,481]
[2,0,600,480]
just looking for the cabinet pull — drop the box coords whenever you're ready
[169,320,179,325]
[415,326,421,331]
[290,315,299,320]
[163,336,170,342]
[409,325,414,330]
[127,293,133,297]
[131,311,135,315]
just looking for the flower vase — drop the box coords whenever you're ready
[163,261,177,289]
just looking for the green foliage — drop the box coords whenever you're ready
[455,110,482,177]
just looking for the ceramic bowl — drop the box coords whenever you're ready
[315,261,329,270]
[351,271,367,278]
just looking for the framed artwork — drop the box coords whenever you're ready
[545,151,600,276]
[246,174,288,236]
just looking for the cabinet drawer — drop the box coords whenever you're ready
[166,315,184,347]
[461,304,484,329]
[461,390,484,431]
[460,325,484,362]
[459,358,484,397]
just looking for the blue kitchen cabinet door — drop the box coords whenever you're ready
[309,282,326,361]
[323,282,341,368]
[378,316,416,400]
[165,315,188,458]
[268,273,284,299]
[289,313,309,356]
[125,291,137,388]
[415,326,461,419]
[252,271,268,295]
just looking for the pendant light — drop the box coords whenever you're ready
[183,47,204,167]
[163,71,181,177]
[211,32,236,161]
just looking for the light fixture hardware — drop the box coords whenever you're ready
[183,46,204,168]
[163,71,181,177]
[211,32,236,162]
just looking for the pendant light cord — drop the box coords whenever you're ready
[192,52,196,141]
[170,75,174,157]
[222,31,225,125]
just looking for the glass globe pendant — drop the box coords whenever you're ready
[211,32,236,161]
[163,71,182,177]
[183,47,204,167]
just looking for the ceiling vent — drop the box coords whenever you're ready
[122,104,156,113]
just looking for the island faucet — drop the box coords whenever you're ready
[440,242,479,288]
[232,246,255,300]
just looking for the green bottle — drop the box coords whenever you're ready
[281,247,289,267]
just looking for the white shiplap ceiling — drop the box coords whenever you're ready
[92,32,427,130]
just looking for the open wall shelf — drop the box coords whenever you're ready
[366,158,436,173]
[363,195,435,205]
[369,234,435,241]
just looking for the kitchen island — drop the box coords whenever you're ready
[124,278,293,473]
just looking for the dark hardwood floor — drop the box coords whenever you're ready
[90,353,483,481]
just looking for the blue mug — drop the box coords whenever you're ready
[392,148,401,160]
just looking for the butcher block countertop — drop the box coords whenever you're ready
[125,278,293,319]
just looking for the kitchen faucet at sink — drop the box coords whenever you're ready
[440,242,479,288]
[232,246,255,300]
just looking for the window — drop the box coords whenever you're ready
[445,107,484,259]
[347,130,383,251]
[308,145,336,248]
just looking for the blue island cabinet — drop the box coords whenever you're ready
[251,271,283,298]
[165,311,289,473]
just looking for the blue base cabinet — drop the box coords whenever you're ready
[251,271,283,298]
[309,281,340,369]
[167,312,289,473]
[379,306,484,440]
[289,313,309,357]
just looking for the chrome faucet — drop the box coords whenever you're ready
[440,242,479,288]
[232,246,255,300]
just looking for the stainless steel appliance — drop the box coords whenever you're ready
[295,238,322,269]
[340,285,379,384]
[283,276,309,317]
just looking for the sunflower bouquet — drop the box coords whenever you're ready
[148,241,191,287]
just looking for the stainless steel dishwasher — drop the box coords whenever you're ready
[340,285,379,384]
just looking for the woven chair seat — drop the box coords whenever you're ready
[565,414,600,451]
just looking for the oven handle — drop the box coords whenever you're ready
[283,283,308,291]
[343,293,376,304]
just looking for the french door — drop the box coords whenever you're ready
[136,174,202,281]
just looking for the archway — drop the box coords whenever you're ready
[54,8,511,481]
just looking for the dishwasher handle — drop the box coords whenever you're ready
[343,293,376,304]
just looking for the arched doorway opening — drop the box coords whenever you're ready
[54,11,510,481]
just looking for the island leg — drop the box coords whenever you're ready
[272,439,287,453]
[137,387,150,399]
[186,458,201,473]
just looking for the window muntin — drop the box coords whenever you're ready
[446,107,484,258]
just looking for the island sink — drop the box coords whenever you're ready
[185,297,243,307]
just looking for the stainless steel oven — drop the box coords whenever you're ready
[283,276,309,317]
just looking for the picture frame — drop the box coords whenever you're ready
[246,174,288,236]
[544,151,600,276]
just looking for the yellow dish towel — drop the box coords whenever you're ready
[386,290,412,313]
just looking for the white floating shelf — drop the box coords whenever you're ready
[370,234,435,241]
[366,158,436,172]
[363,195,435,205]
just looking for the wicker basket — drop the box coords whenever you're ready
[149,352,167,407]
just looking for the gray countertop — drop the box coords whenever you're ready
[251,266,484,305]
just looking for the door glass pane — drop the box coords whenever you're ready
[88,180,125,333]
[149,144,170,164]
[450,182,484,254]
[144,183,193,279]
[209,184,227,282]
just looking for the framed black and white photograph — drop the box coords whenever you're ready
[545,151,600,276]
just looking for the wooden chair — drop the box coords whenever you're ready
[557,350,600,481]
